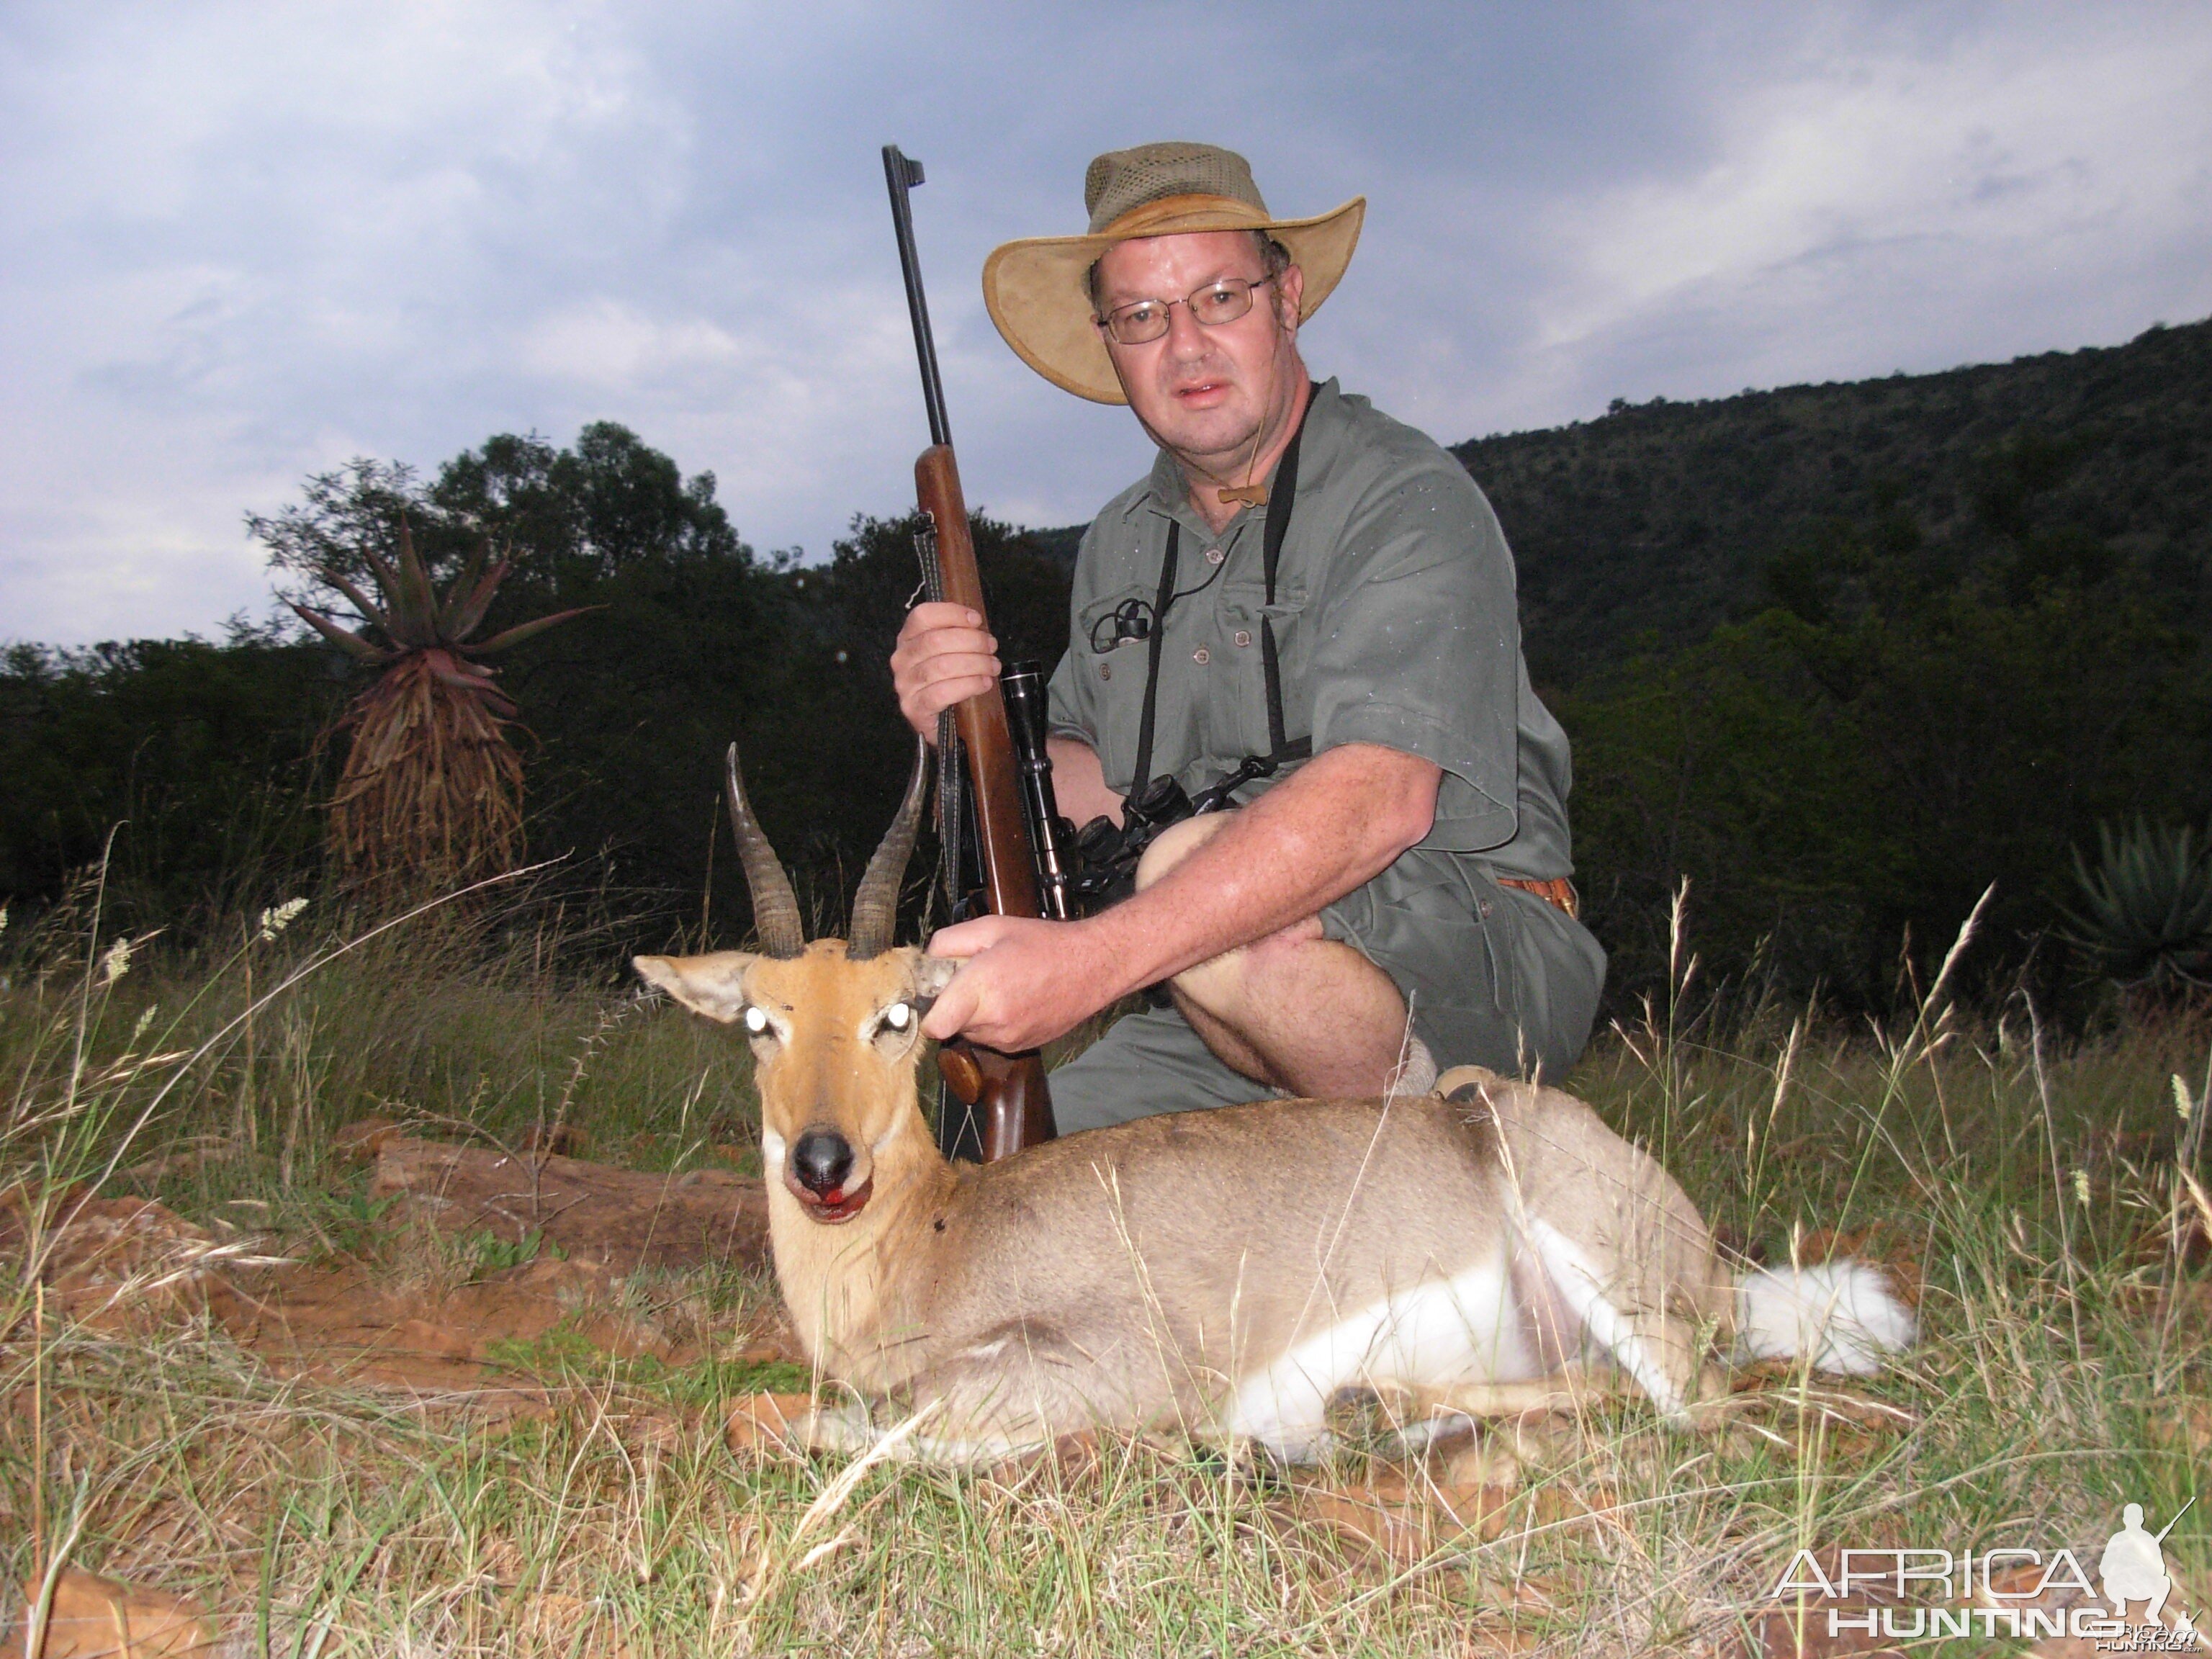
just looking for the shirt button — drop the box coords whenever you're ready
[1233,630,1251,648]
[1204,546,1225,565]
[1192,647,1210,665]
[1100,662,1112,680]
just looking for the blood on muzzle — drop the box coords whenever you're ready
[791,1126,856,1199]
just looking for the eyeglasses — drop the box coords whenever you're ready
[1094,276,1275,346]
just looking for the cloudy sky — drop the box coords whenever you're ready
[4,1,2208,646]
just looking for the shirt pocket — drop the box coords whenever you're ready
[1215,578,1311,759]
[1072,580,1164,791]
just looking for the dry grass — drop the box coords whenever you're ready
[1,886,2208,1655]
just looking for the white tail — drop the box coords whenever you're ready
[1735,1260,1917,1376]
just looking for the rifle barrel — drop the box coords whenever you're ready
[2154,1494,2196,1544]
[883,145,951,448]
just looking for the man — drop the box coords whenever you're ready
[892,141,1604,1133]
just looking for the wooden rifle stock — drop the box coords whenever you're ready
[915,446,1058,1160]
[917,449,1036,930]
[883,142,1055,1161]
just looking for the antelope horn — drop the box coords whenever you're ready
[847,735,930,960]
[724,740,805,958]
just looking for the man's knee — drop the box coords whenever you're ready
[1135,814,1251,1007]
[1128,809,1401,1053]
[1133,810,1232,892]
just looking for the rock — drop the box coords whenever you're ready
[368,1137,768,1273]
[447,1259,665,1362]
[621,1411,685,1455]
[500,1255,615,1298]
[4,1563,216,1658]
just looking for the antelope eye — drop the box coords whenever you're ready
[743,1005,770,1035]
[884,1002,913,1031]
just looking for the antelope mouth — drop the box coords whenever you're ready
[791,1174,873,1224]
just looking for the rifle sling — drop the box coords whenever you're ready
[1128,524,1181,796]
[912,518,972,918]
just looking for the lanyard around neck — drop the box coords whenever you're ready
[1128,385,1318,799]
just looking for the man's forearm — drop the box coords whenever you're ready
[1077,742,1439,999]
[1046,734,1123,827]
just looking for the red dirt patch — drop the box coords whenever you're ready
[220,1253,669,1393]
[368,1136,768,1273]
[6,1135,778,1409]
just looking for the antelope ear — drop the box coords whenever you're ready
[634,951,759,1024]
[912,954,962,1000]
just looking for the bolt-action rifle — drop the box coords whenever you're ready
[882,143,1063,1163]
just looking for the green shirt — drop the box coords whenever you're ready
[1046,377,1575,881]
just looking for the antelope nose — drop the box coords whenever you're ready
[791,1127,855,1197]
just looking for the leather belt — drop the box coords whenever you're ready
[1498,876,1581,922]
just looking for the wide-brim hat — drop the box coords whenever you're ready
[983,142,1363,405]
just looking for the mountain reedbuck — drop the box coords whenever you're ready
[637,742,1914,1463]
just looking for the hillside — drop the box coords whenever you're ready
[1455,316,2212,682]
[1026,317,2212,683]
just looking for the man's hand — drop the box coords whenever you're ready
[920,744,1439,1056]
[891,601,999,738]
[921,914,1121,1053]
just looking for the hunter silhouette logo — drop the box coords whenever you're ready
[2100,1498,2194,1638]
[1767,1497,2200,1647]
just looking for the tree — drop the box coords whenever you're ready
[1560,496,2211,1015]
[285,520,593,900]
[429,422,747,588]
[0,626,338,934]
[249,424,752,914]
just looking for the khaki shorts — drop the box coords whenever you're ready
[1046,850,1607,1135]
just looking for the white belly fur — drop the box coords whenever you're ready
[1224,1241,1537,1460]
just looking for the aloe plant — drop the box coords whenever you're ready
[289,519,593,897]
[2062,819,2212,999]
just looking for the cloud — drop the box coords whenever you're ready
[518,301,746,390]
[1465,6,2212,426]
[1,1,2208,644]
